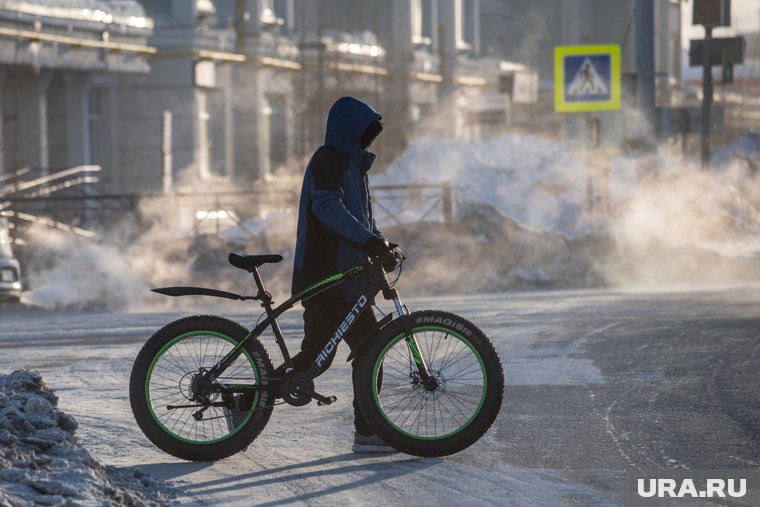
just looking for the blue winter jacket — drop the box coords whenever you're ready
[292,97,383,301]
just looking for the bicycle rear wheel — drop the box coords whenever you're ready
[355,310,504,457]
[129,315,274,461]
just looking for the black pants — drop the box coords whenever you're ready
[286,295,377,435]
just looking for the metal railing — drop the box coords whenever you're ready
[1,173,455,244]
[370,183,454,226]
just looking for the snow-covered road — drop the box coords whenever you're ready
[2,286,759,506]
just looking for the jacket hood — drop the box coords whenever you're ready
[324,97,382,162]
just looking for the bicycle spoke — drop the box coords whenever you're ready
[375,327,486,439]
[147,332,258,443]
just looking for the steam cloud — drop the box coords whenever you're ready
[21,197,190,311]
[17,133,760,310]
[603,150,760,288]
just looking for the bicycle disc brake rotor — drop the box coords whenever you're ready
[280,371,313,407]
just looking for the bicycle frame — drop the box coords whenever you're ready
[154,256,434,401]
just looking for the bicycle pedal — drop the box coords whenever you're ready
[316,395,338,406]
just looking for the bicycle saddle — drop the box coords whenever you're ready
[228,253,283,272]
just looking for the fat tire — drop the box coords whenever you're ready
[129,315,274,461]
[355,310,504,457]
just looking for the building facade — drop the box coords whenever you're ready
[0,0,516,201]
[0,1,153,183]
[120,0,508,195]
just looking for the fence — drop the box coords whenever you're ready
[1,172,454,244]
[370,183,454,226]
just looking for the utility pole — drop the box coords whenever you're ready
[701,25,712,170]
[635,0,656,140]
[691,0,733,170]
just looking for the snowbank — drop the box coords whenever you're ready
[373,133,591,238]
[0,369,177,507]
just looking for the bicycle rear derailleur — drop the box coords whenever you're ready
[280,371,337,407]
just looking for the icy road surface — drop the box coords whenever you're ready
[2,287,759,506]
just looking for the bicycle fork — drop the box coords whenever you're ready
[391,293,439,391]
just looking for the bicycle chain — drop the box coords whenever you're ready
[213,378,287,415]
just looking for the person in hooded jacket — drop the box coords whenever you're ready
[286,96,397,453]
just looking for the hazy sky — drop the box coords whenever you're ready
[681,0,760,48]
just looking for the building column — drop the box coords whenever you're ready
[283,0,295,34]
[105,81,121,192]
[438,0,459,138]
[439,0,459,70]
[64,74,92,167]
[234,64,269,184]
[470,0,480,56]
[17,71,52,175]
[223,67,235,179]
[171,0,198,26]
[385,0,414,156]
[237,0,263,42]
[0,69,5,177]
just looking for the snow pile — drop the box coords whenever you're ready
[374,133,591,238]
[371,134,609,290]
[0,369,177,507]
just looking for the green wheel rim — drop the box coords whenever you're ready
[371,326,487,441]
[145,330,260,444]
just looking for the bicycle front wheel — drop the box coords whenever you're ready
[129,315,275,461]
[355,310,504,457]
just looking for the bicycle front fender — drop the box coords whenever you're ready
[346,313,395,362]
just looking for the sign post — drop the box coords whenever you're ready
[691,0,735,170]
[700,26,713,171]
[554,45,621,212]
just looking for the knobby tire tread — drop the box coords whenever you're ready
[355,310,504,457]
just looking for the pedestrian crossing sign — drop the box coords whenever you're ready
[554,45,621,112]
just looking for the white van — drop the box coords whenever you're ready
[0,218,21,303]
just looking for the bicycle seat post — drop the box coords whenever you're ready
[250,267,269,305]
[250,266,294,368]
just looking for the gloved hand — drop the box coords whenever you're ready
[365,237,401,271]
[364,237,392,259]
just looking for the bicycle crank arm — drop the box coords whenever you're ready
[303,389,337,406]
